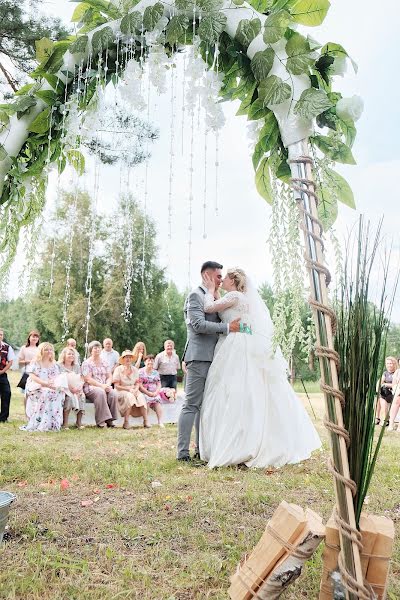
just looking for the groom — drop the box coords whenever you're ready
[177,261,241,462]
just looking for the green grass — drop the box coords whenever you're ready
[0,371,399,599]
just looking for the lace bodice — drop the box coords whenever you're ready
[204,291,251,323]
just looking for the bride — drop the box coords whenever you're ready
[199,267,321,468]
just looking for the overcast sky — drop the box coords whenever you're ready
[22,0,400,316]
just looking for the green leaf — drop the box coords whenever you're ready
[312,134,356,164]
[235,18,261,49]
[321,42,357,72]
[236,82,257,116]
[69,35,89,54]
[175,0,192,8]
[67,149,85,176]
[35,90,58,106]
[324,167,355,208]
[255,157,273,204]
[70,0,120,18]
[71,2,91,22]
[281,0,330,27]
[251,48,274,82]
[38,41,71,74]
[15,83,36,96]
[42,73,65,92]
[247,98,272,121]
[337,117,356,148]
[276,158,291,183]
[258,111,279,152]
[166,15,189,45]
[27,107,52,134]
[315,53,334,84]
[13,95,37,119]
[252,140,264,170]
[0,110,10,126]
[198,13,227,44]
[285,32,313,75]
[247,0,275,11]
[143,2,164,31]
[35,38,54,63]
[294,88,332,119]
[317,185,338,230]
[91,26,115,55]
[0,144,7,161]
[258,75,291,106]
[263,10,292,44]
[120,11,142,36]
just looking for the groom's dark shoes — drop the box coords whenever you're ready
[177,456,191,462]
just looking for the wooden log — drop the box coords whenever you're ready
[319,515,340,600]
[366,516,395,600]
[254,508,325,599]
[228,501,306,600]
[359,514,378,578]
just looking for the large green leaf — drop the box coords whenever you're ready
[13,95,37,119]
[317,184,338,230]
[71,2,91,22]
[236,82,257,116]
[312,134,356,164]
[69,35,89,54]
[35,90,58,106]
[276,158,291,183]
[252,141,264,170]
[276,0,330,26]
[263,10,292,44]
[27,107,52,134]
[294,88,332,119]
[285,32,313,75]
[67,149,86,176]
[247,0,275,11]
[337,117,356,148]
[235,18,261,49]
[324,167,355,208]
[198,13,227,44]
[42,73,65,92]
[247,99,272,121]
[321,41,357,72]
[166,15,189,45]
[143,2,164,31]
[70,0,120,18]
[91,26,115,55]
[0,110,10,128]
[258,75,291,106]
[0,144,7,161]
[120,11,142,36]
[35,38,54,63]
[255,157,273,204]
[250,48,274,82]
[36,41,71,75]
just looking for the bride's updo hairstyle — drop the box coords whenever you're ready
[227,268,247,292]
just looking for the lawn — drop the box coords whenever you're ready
[0,371,399,599]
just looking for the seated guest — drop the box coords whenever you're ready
[154,340,180,389]
[25,342,64,432]
[101,338,120,373]
[132,341,147,369]
[113,350,150,429]
[58,347,85,429]
[139,355,164,428]
[81,340,118,428]
[66,338,81,366]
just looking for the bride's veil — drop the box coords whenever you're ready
[243,275,288,373]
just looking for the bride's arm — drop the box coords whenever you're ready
[204,292,239,314]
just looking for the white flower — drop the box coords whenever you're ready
[330,56,347,77]
[118,59,146,110]
[336,95,364,122]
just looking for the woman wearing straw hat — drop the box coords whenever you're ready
[113,350,150,429]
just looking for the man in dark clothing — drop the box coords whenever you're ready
[0,329,15,423]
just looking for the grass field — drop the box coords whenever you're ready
[0,371,399,599]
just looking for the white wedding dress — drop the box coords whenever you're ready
[199,285,321,468]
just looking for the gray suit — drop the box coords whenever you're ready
[177,285,228,459]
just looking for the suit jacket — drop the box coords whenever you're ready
[182,285,227,363]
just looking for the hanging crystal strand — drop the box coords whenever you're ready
[202,130,208,239]
[270,178,288,356]
[167,62,176,240]
[122,170,135,321]
[186,5,197,286]
[141,60,151,292]
[181,34,187,155]
[48,173,62,298]
[61,192,78,342]
[214,42,220,216]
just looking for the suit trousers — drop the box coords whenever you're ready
[177,360,211,459]
[0,373,11,422]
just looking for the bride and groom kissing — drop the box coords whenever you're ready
[177,261,321,468]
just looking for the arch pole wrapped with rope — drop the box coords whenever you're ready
[288,139,372,600]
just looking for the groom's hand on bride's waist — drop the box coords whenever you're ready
[229,318,241,333]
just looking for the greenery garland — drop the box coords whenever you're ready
[0,0,360,281]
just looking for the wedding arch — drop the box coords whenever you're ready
[0,0,366,597]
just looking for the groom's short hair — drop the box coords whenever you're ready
[201,261,223,273]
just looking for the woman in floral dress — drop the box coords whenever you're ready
[113,350,149,429]
[139,355,164,427]
[26,342,64,432]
